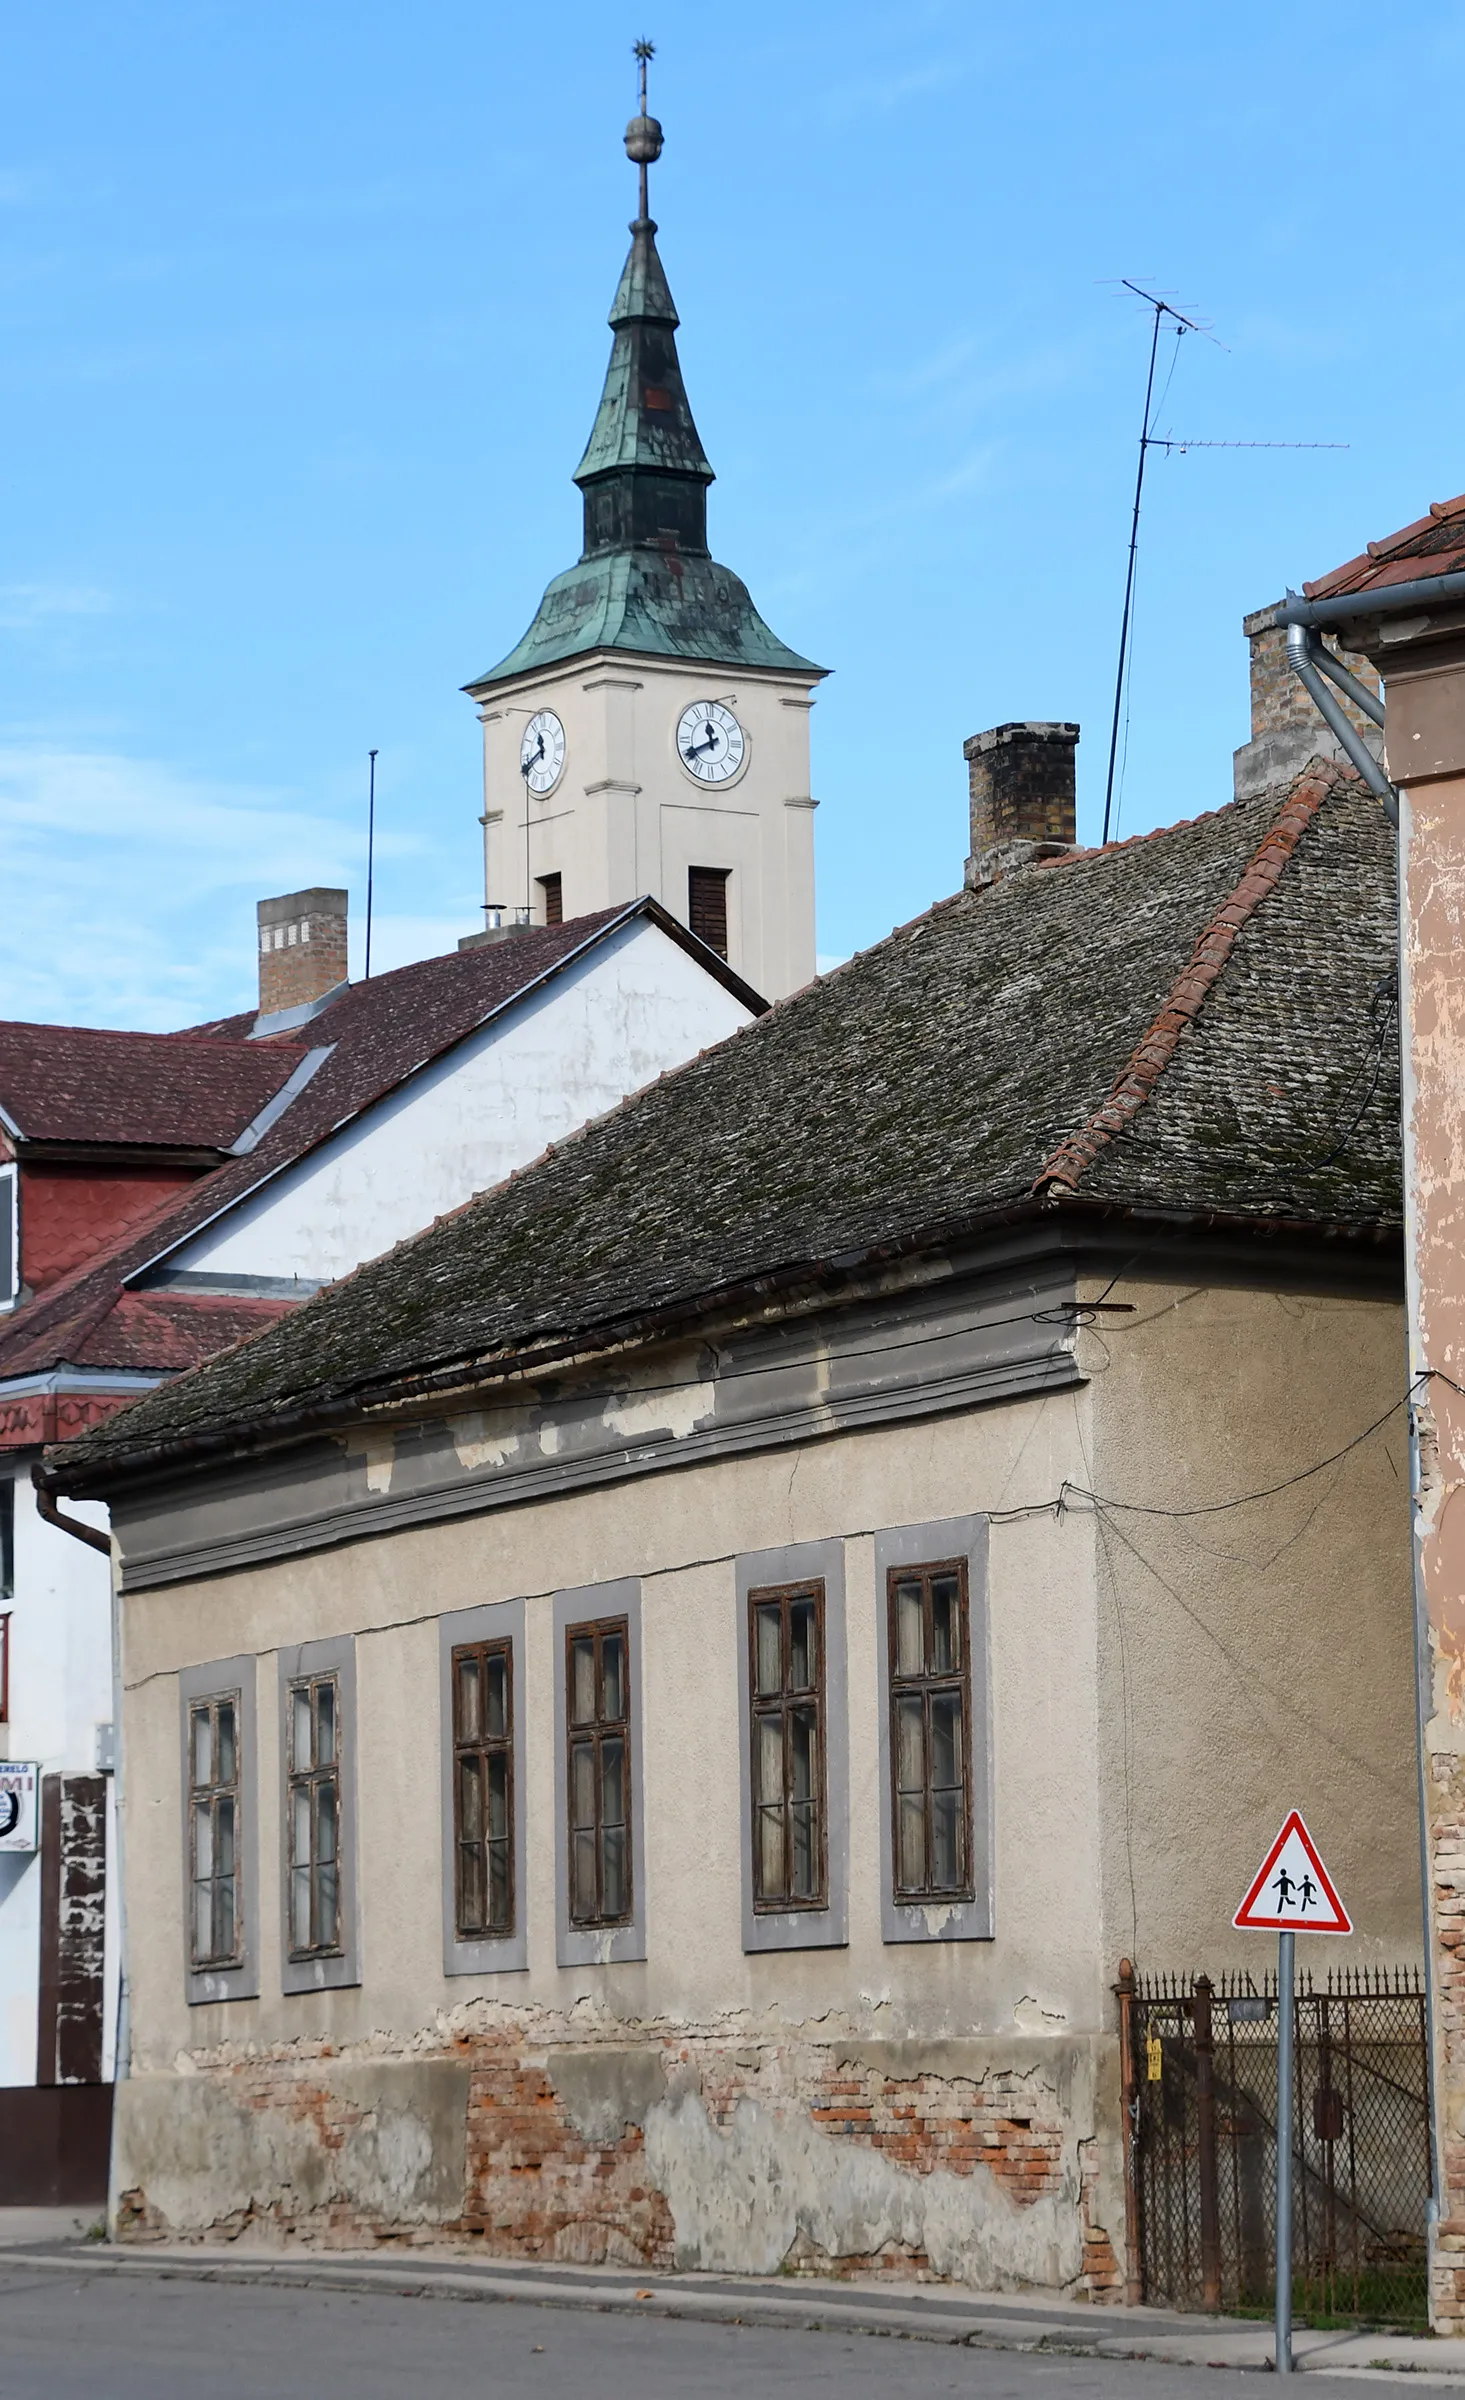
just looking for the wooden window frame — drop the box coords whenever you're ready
[538,870,563,927]
[887,1557,975,1905]
[286,1671,342,1960]
[747,1579,828,1913]
[564,1614,633,1931]
[451,1636,515,1940]
[188,1690,243,1970]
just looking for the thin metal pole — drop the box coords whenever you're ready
[365,749,378,980]
[1276,1929,1296,2374]
[1195,1974,1222,2310]
[1102,305,1162,848]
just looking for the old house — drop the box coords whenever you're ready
[44,727,1420,2293]
[0,891,759,2203]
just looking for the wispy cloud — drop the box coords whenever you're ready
[0,583,113,630]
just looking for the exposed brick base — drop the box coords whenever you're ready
[116,2022,1125,2302]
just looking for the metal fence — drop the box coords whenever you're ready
[1117,1963,1430,2324]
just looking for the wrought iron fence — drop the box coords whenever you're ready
[1117,1963,1430,2324]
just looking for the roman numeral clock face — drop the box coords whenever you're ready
[677,701,746,785]
[519,710,565,795]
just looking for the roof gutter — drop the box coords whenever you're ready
[32,1466,111,1556]
[1278,569,1465,633]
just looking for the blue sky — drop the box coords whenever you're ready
[2,1,1462,1029]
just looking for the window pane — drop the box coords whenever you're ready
[600,1735,626,1831]
[484,1652,508,1742]
[931,1788,963,1890]
[292,1782,311,1871]
[754,1710,783,1806]
[930,1576,961,1674]
[459,1839,487,1934]
[290,1861,312,1952]
[895,1693,925,1793]
[756,1801,784,1900]
[894,1581,924,1678]
[292,1686,312,1773]
[216,1701,237,1788]
[931,1692,963,1791]
[191,1706,212,1789]
[317,1859,339,1949]
[193,1797,213,1879]
[456,1655,482,1743]
[788,1598,816,1693]
[789,1704,817,1803]
[898,1791,925,1890]
[317,1779,338,1867]
[214,1875,236,1962]
[488,1838,511,1932]
[459,1755,484,1841]
[570,1636,596,1726]
[569,1739,596,1831]
[790,1798,818,1901]
[486,1752,509,1843]
[572,1827,598,1919]
[193,1877,213,1962]
[601,1824,627,1920]
[215,1796,236,1877]
[601,1632,625,1723]
[316,1680,336,1769]
[754,1603,782,1697]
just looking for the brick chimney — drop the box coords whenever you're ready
[257,888,348,1018]
[963,721,1079,889]
[1232,602,1382,799]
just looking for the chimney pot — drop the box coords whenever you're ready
[256,887,348,1017]
[963,721,1079,888]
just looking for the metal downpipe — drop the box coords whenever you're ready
[1285,622,1399,824]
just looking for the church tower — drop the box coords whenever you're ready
[464,47,827,1001]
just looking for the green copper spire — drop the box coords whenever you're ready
[466,46,824,692]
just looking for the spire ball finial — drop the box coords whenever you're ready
[626,35,662,218]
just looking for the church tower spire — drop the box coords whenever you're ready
[574,41,714,560]
[465,45,828,1004]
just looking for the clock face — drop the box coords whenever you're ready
[676,700,746,786]
[520,710,566,796]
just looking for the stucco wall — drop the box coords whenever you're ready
[167,916,753,1287]
[111,1261,1420,2281]
[1085,1272,1420,1977]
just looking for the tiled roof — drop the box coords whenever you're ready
[0,1022,306,1150]
[47,766,1402,1487]
[1304,492,1465,602]
[3,900,753,1389]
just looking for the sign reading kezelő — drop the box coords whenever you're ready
[0,1762,40,1854]
[1234,1808,1351,1935]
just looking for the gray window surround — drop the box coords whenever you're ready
[440,1597,527,1976]
[278,1635,360,1994]
[735,1539,848,1953]
[179,1654,260,2004]
[553,1579,646,1967]
[874,1515,992,1945]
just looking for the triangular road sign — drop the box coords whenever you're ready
[1234,1810,1351,1935]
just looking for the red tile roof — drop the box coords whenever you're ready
[0,901,761,1391]
[1304,492,1465,603]
[0,1022,307,1150]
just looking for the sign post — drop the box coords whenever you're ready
[1234,1811,1352,2375]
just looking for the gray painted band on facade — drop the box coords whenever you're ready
[178,1654,260,2005]
[873,1515,993,1944]
[277,1635,360,1995]
[109,1260,1081,1592]
[439,1597,527,1976]
[552,1579,646,1967]
[734,1539,848,1952]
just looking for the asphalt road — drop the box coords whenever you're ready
[0,2265,1366,2400]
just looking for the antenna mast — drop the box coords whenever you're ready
[365,748,378,980]
[1101,283,1203,847]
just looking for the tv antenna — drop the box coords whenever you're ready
[1100,281,1348,846]
[365,748,378,979]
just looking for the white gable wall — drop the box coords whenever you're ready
[165,917,752,1287]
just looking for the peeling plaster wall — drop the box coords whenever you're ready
[111,1263,1416,2286]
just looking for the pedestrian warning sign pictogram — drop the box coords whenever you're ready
[1234,1809,1351,1935]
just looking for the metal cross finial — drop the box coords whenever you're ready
[625,37,663,225]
